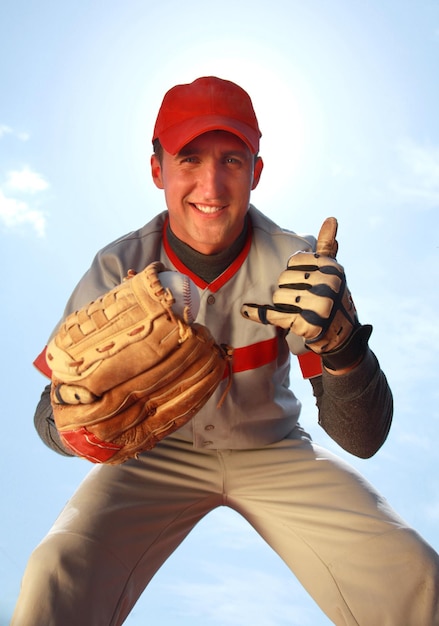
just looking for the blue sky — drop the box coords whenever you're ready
[1,1,439,624]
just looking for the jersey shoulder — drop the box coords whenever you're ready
[248,205,316,253]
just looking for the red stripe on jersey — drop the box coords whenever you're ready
[162,215,252,292]
[297,350,322,379]
[229,337,278,374]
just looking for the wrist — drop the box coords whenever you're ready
[321,324,373,372]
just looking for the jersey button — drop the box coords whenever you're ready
[205,424,215,431]
[207,294,215,305]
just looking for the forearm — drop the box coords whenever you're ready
[310,349,393,458]
[34,385,74,457]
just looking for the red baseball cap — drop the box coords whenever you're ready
[152,76,262,155]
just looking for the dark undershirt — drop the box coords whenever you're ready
[166,216,249,283]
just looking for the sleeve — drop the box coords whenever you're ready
[48,248,126,340]
[309,348,393,458]
[34,385,75,457]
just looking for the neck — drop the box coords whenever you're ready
[166,217,249,283]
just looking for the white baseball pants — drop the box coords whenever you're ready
[11,429,439,625]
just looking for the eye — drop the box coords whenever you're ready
[177,152,200,164]
[225,156,242,166]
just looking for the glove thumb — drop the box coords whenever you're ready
[316,217,338,258]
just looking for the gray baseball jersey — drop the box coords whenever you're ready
[36,205,319,450]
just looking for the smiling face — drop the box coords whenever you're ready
[151,130,263,255]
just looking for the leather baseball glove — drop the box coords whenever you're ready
[46,262,233,464]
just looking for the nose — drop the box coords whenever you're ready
[198,161,226,199]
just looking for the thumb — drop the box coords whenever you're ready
[316,217,338,258]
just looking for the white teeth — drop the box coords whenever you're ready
[194,204,223,214]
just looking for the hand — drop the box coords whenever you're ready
[241,218,366,361]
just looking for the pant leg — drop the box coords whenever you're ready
[221,431,439,626]
[11,436,225,626]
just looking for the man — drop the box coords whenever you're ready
[12,76,439,625]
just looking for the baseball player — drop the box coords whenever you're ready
[11,76,439,625]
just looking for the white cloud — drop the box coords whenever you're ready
[17,131,30,142]
[6,167,49,193]
[0,124,29,141]
[389,139,439,209]
[0,124,12,138]
[0,188,46,237]
[0,167,49,237]
[0,128,49,236]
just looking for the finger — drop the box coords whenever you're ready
[316,217,338,258]
[53,383,98,405]
[240,303,294,329]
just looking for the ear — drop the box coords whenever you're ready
[251,156,264,190]
[151,154,164,189]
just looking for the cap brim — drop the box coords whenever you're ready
[158,115,260,155]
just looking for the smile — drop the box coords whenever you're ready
[193,204,225,214]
